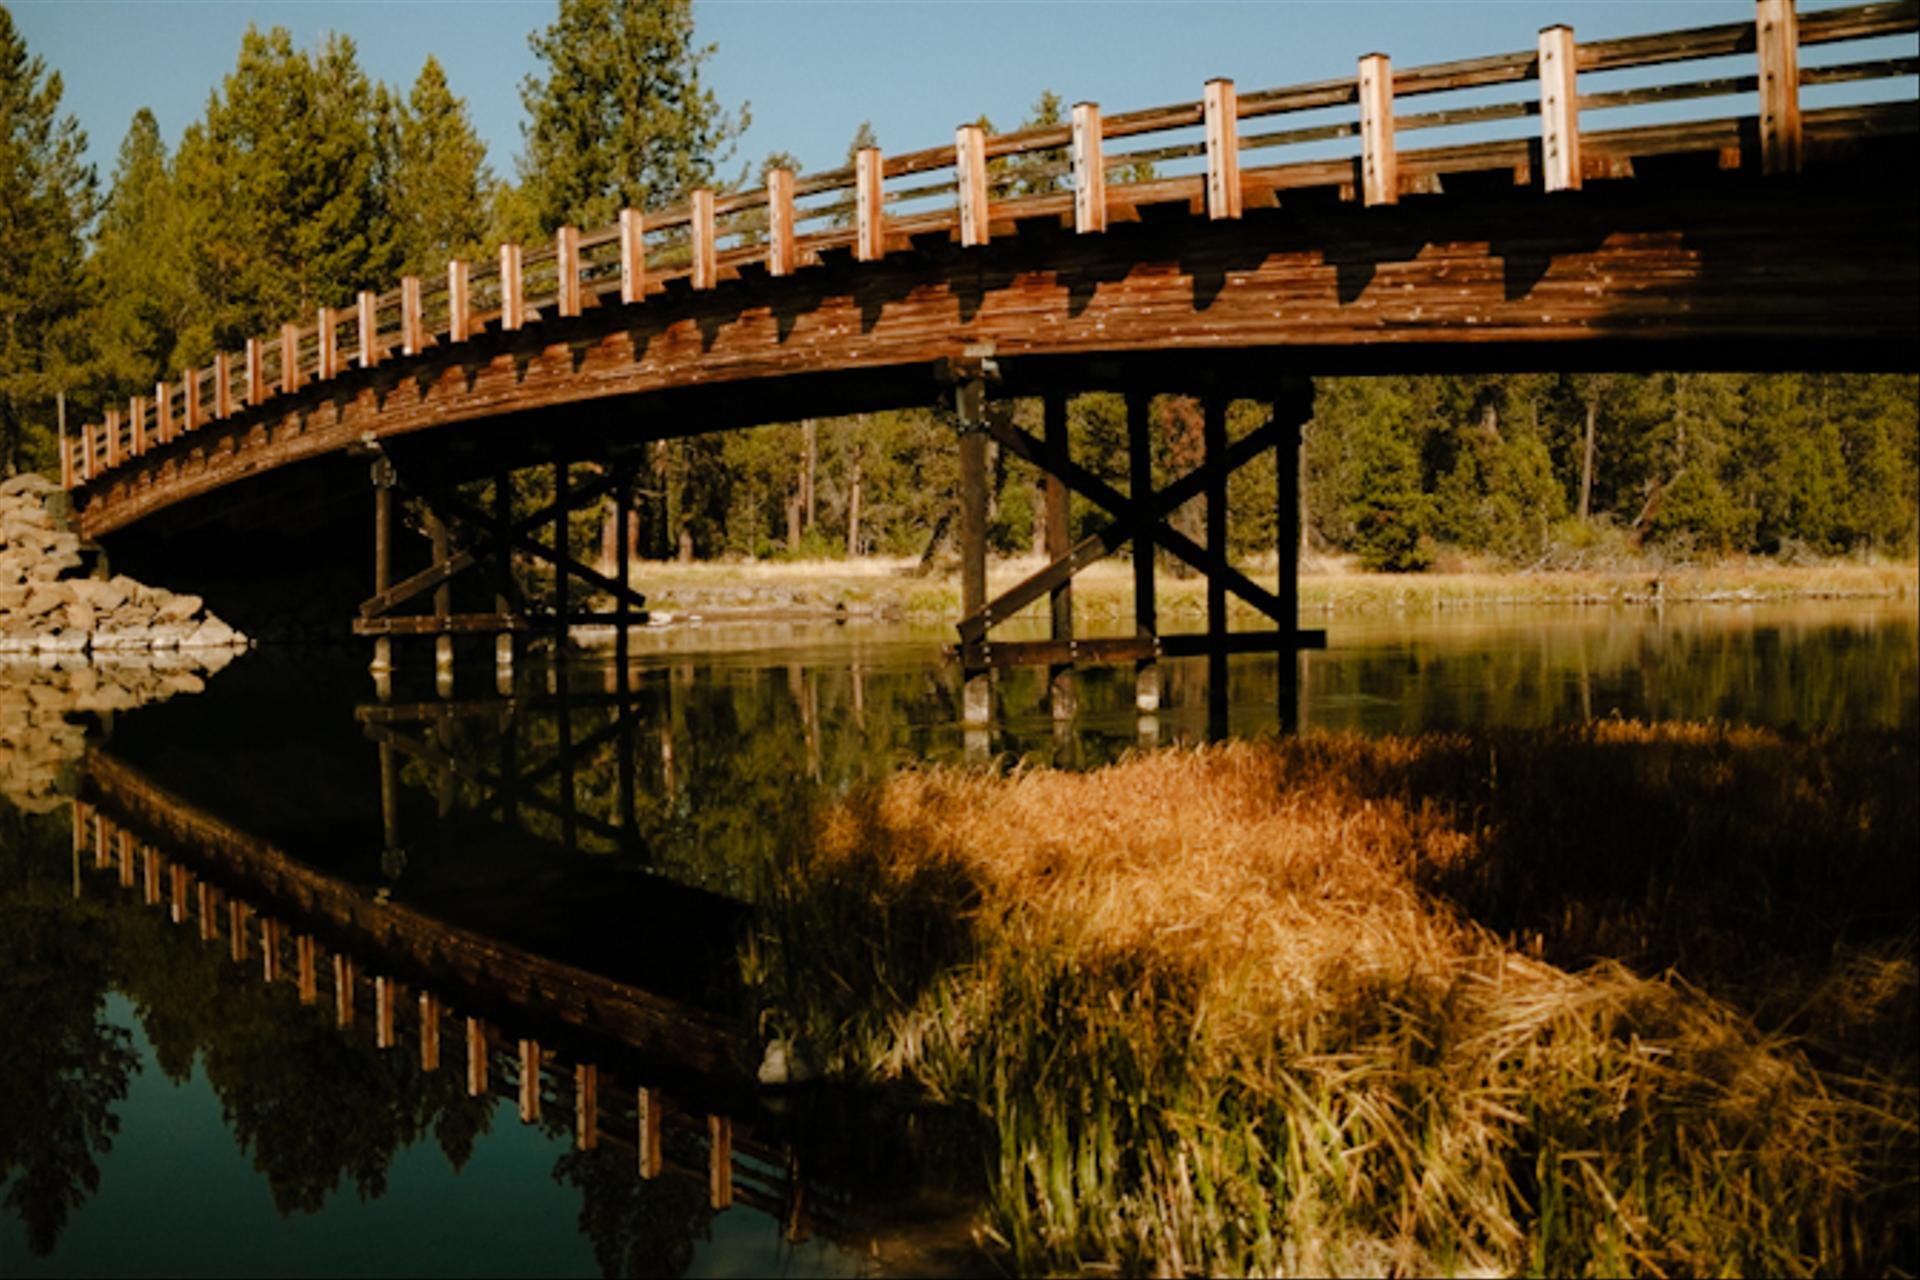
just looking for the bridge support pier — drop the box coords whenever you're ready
[947,377,1324,736]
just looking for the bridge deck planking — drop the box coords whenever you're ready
[65,0,1920,544]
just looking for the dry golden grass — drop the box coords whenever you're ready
[752,723,1918,1277]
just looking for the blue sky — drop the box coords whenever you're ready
[10,1,1910,188]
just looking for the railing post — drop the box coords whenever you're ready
[279,322,300,394]
[155,381,172,445]
[358,290,382,367]
[105,407,121,469]
[1072,102,1107,234]
[1538,25,1581,192]
[419,993,441,1072]
[1204,78,1243,219]
[708,1114,734,1210]
[317,308,337,380]
[619,208,645,303]
[767,169,796,276]
[129,396,147,457]
[690,190,717,289]
[80,404,95,481]
[1757,0,1802,175]
[183,367,201,432]
[519,1038,541,1122]
[60,428,74,490]
[556,225,581,316]
[466,1018,489,1096]
[956,124,990,247]
[401,276,424,354]
[1358,53,1398,206]
[500,244,524,330]
[637,1087,662,1179]
[447,260,471,342]
[855,146,885,262]
[245,337,265,406]
[334,954,355,1028]
[575,1064,598,1150]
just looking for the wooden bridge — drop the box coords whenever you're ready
[59,1,1920,719]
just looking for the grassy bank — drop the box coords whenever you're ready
[746,724,1918,1276]
[634,556,1916,625]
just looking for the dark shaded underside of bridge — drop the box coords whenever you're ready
[87,148,1920,636]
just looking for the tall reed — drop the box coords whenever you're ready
[747,723,1917,1276]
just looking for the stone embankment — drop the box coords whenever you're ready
[0,473,248,654]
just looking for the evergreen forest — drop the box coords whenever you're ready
[3,1,1914,571]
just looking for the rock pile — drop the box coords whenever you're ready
[0,473,248,654]
[1,649,236,812]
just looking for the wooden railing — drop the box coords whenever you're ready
[63,0,1918,493]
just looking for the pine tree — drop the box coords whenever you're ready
[517,0,748,231]
[86,109,189,399]
[0,6,96,473]
[389,56,492,277]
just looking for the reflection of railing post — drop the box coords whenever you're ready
[466,1018,489,1097]
[371,456,395,682]
[637,1087,662,1179]
[335,955,356,1029]
[420,993,441,1071]
[519,1039,542,1123]
[575,1065,598,1150]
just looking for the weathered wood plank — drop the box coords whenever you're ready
[1540,25,1581,192]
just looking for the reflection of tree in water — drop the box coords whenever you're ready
[553,1143,712,1280]
[0,803,140,1256]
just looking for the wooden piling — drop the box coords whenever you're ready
[957,375,990,725]
[1072,102,1106,234]
[1128,391,1159,712]
[1359,53,1398,206]
[1044,390,1076,720]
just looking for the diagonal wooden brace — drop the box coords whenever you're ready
[438,488,649,617]
[970,410,1291,640]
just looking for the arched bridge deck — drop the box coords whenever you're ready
[54,2,1920,722]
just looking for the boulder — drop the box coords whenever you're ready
[66,577,127,612]
[0,584,26,612]
[0,473,56,498]
[181,618,238,648]
[146,623,191,649]
[60,601,94,633]
[35,630,87,653]
[23,583,68,616]
[154,593,203,622]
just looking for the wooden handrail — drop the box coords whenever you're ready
[66,0,1918,489]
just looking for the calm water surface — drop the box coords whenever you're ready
[3,599,1913,1276]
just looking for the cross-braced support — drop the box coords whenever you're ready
[945,377,1325,731]
[354,454,649,686]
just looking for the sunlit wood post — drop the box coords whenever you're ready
[419,993,440,1071]
[129,397,148,457]
[356,291,380,369]
[317,308,338,379]
[245,337,265,406]
[281,322,302,394]
[855,146,885,262]
[466,1018,490,1096]
[500,244,524,330]
[1359,53,1398,206]
[519,1039,541,1122]
[1072,102,1107,234]
[155,382,173,445]
[401,276,425,355]
[637,1087,662,1179]
[574,1065,598,1149]
[618,208,645,303]
[1757,0,1803,174]
[956,124,990,247]
[214,352,234,418]
[79,405,95,482]
[447,260,471,342]
[690,190,717,289]
[766,169,796,276]
[1538,26,1582,192]
[183,368,201,432]
[708,1115,734,1210]
[104,407,121,470]
[334,954,355,1028]
[556,226,582,316]
[1204,78,1243,219]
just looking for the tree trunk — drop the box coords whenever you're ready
[1579,397,1598,521]
[785,493,802,553]
[677,522,694,564]
[846,456,863,557]
[801,419,816,531]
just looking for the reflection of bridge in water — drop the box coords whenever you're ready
[75,750,857,1245]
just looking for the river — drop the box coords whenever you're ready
[2,598,1913,1277]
